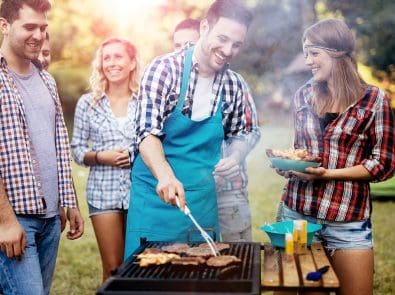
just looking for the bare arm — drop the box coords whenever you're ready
[83,149,130,169]
[0,177,26,258]
[139,135,186,209]
[290,164,373,181]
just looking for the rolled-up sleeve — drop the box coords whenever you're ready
[135,59,172,145]
[362,90,395,181]
[71,94,91,166]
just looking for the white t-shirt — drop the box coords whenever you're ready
[191,75,215,121]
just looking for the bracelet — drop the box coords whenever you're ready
[94,151,100,165]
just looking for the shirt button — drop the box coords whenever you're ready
[37,182,42,188]
[32,159,37,164]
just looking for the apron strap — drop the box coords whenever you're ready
[177,46,224,116]
[176,46,194,111]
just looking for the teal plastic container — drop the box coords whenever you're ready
[260,221,322,248]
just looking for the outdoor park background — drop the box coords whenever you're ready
[34,0,394,293]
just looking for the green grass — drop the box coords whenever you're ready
[371,176,395,197]
[52,125,395,294]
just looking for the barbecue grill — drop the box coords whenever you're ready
[97,238,261,295]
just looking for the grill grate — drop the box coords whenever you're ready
[97,240,261,295]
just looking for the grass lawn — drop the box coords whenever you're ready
[52,124,395,294]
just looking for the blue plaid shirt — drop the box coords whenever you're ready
[0,55,77,214]
[71,93,137,209]
[135,45,247,147]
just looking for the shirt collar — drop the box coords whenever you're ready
[0,52,43,71]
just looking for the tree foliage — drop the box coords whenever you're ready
[318,0,395,75]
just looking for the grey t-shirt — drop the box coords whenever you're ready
[10,65,59,218]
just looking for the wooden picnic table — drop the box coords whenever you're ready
[261,242,340,293]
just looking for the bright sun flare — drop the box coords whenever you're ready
[98,0,166,31]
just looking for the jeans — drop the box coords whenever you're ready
[277,202,373,251]
[0,215,60,295]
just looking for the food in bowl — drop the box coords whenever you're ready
[266,148,321,172]
[266,148,321,162]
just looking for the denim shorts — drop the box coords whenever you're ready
[278,203,373,252]
[88,204,127,217]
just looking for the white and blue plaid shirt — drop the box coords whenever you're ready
[135,45,248,148]
[71,93,137,210]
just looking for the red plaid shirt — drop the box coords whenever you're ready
[0,55,77,214]
[282,81,395,221]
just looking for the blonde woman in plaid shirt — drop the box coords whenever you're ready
[276,19,395,295]
[71,37,140,282]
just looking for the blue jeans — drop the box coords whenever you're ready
[0,215,60,295]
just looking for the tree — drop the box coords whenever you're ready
[319,0,395,75]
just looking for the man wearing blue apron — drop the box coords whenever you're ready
[125,0,254,258]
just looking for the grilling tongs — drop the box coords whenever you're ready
[175,197,219,256]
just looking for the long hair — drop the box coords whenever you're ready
[303,19,364,117]
[89,37,140,104]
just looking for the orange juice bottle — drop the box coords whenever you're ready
[293,220,302,254]
[285,233,294,260]
[300,220,308,253]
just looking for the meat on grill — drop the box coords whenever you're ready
[137,253,181,267]
[161,243,190,254]
[198,242,230,252]
[186,247,215,257]
[206,255,241,267]
[170,256,206,266]
[140,247,164,254]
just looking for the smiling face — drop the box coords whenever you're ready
[303,39,334,83]
[197,17,247,75]
[0,4,48,63]
[102,42,136,86]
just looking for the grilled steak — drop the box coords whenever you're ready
[198,242,230,252]
[170,256,206,266]
[206,255,241,267]
[161,243,190,254]
[186,247,214,257]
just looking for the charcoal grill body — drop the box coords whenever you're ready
[97,240,261,295]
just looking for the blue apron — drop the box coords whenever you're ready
[125,47,223,258]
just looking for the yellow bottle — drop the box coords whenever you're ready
[300,220,307,253]
[293,220,301,254]
[285,233,294,258]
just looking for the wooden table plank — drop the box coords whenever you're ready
[311,243,340,288]
[298,251,321,287]
[280,252,299,287]
[262,244,280,287]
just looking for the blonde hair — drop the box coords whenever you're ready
[303,19,364,117]
[89,37,140,103]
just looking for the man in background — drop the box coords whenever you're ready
[38,31,51,70]
[173,18,200,51]
[0,1,84,294]
[172,17,261,242]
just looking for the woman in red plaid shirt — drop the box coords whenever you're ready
[277,19,395,295]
